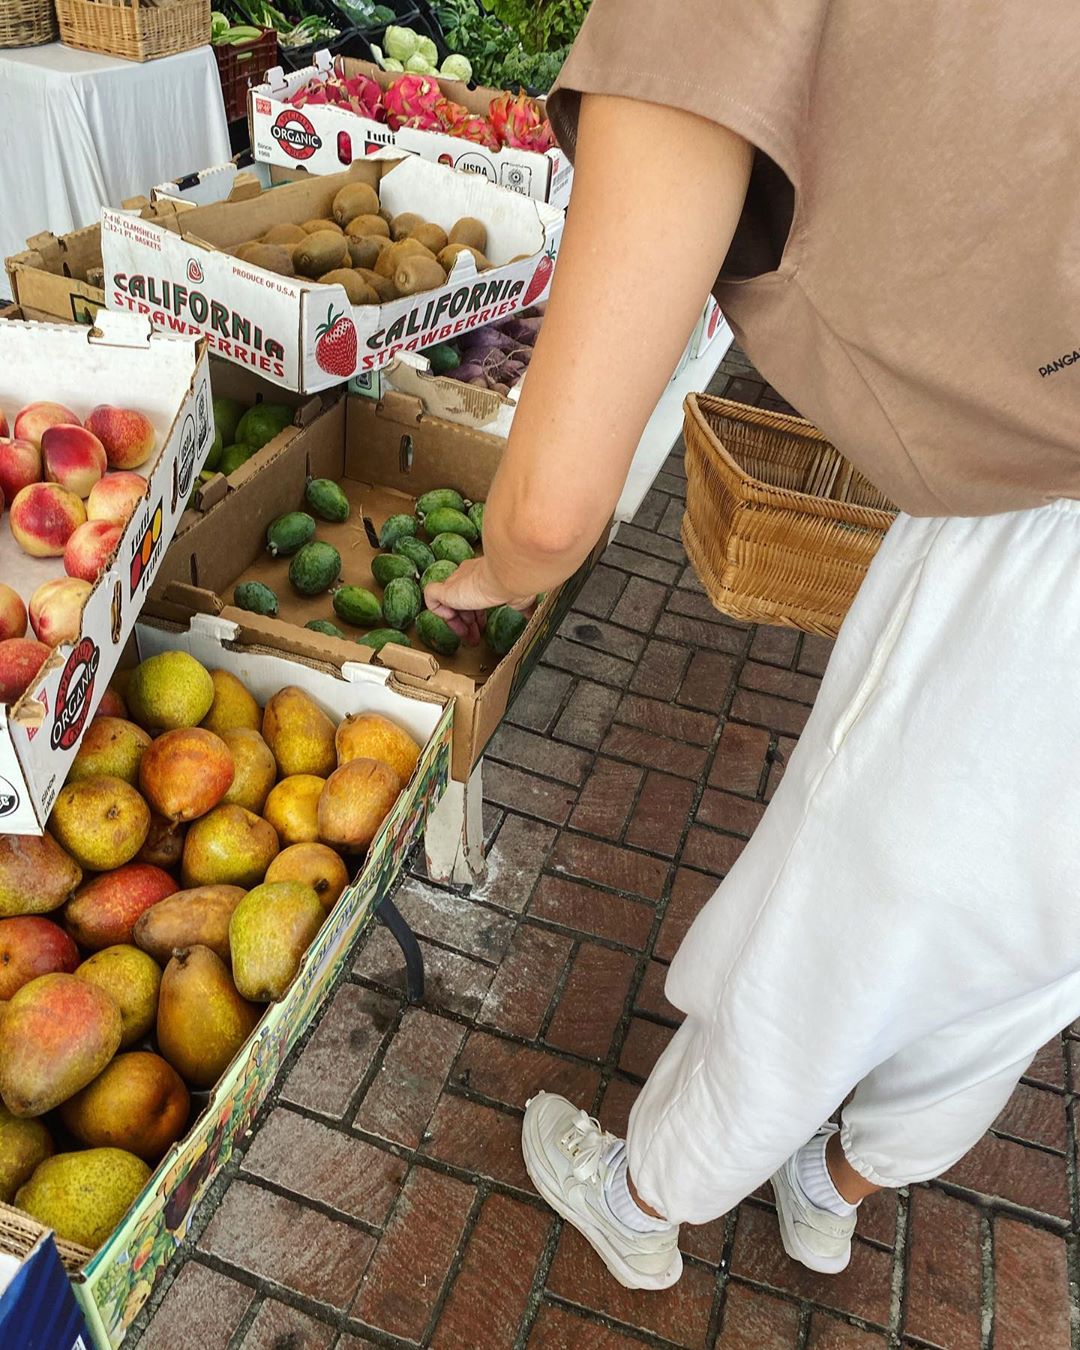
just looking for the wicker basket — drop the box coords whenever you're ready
[0,0,57,47]
[682,394,897,637]
[57,0,210,61]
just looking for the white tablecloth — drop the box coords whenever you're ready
[0,43,230,268]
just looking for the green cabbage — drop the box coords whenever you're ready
[440,53,472,82]
[381,56,405,71]
[405,52,437,73]
[384,24,420,60]
[416,35,438,64]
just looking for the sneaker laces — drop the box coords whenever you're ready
[559,1109,618,1184]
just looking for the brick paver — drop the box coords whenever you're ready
[131,353,1077,1349]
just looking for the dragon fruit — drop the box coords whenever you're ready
[489,90,556,154]
[384,74,442,131]
[439,101,500,149]
[289,74,384,121]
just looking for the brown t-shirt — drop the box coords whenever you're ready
[549,2,1080,517]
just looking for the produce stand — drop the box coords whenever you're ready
[0,0,736,1323]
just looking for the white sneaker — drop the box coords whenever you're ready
[521,1092,683,1290]
[770,1127,857,1274]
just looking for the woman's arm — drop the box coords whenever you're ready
[426,92,753,639]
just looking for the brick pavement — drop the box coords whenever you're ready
[131,354,1079,1350]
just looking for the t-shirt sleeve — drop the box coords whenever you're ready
[548,0,831,188]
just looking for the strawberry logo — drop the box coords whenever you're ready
[315,306,358,377]
[187,259,204,284]
[523,245,556,306]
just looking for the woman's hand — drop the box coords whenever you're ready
[424,556,535,645]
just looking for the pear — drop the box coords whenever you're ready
[0,832,82,918]
[201,668,261,735]
[262,774,325,847]
[133,885,245,964]
[229,882,324,1002]
[59,1052,189,1164]
[181,805,279,889]
[16,1148,151,1250]
[126,651,214,731]
[63,862,177,950]
[336,711,420,783]
[265,842,351,914]
[49,775,150,872]
[317,758,401,853]
[220,728,277,814]
[262,686,336,778]
[74,945,162,1048]
[156,946,259,1089]
[67,716,151,786]
[137,813,186,869]
[0,973,122,1117]
[0,1104,53,1203]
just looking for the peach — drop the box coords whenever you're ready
[0,438,41,505]
[28,578,92,648]
[0,408,7,437]
[14,402,80,449]
[42,425,106,499]
[86,472,147,525]
[64,520,122,583]
[0,639,50,705]
[0,584,27,642]
[84,406,155,471]
[9,482,86,556]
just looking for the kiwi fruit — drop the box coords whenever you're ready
[391,211,425,242]
[449,217,487,253]
[378,206,393,224]
[262,222,307,247]
[355,268,397,302]
[332,182,380,227]
[234,242,296,276]
[345,235,386,270]
[293,230,349,278]
[301,218,343,235]
[375,237,435,280]
[438,243,490,274]
[318,269,379,304]
[394,256,447,297]
[347,213,390,240]
[411,222,448,255]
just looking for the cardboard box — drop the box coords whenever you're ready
[353,298,732,440]
[6,223,108,327]
[100,155,563,394]
[251,52,573,209]
[151,159,274,210]
[148,393,600,779]
[0,612,452,1348]
[0,314,212,834]
[0,1234,94,1349]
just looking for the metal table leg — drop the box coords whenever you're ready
[375,892,425,1004]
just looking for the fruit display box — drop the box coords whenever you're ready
[0,612,452,1348]
[0,315,212,836]
[99,155,564,395]
[148,393,600,780]
[250,52,573,209]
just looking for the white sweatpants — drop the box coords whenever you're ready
[627,502,1080,1226]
